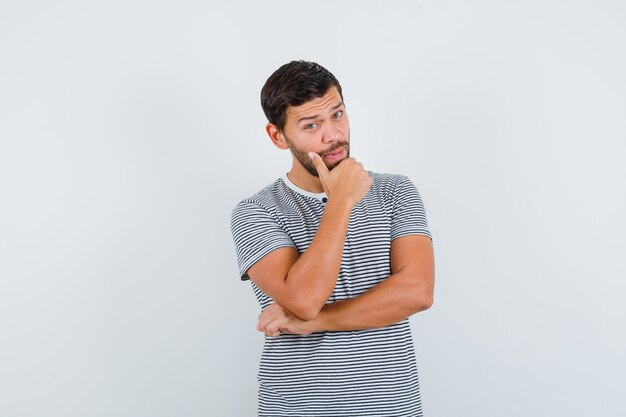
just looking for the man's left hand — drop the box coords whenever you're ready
[257,303,315,337]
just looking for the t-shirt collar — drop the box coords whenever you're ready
[281,173,327,202]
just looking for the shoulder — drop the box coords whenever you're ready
[231,178,300,231]
[232,178,287,212]
[369,171,410,185]
[368,171,415,195]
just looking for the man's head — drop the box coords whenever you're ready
[261,60,344,132]
[262,61,350,178]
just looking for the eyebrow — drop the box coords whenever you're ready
[297,102,345,124]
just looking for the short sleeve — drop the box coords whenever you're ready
[390,176,432,241]
[231,201,296,280]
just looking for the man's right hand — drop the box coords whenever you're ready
[309,152,372,207]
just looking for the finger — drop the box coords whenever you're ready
[257,303,279,330]
[257,311,274,332]
[265,321,282,337]
[257,316,268,332]
[308,152,329,179]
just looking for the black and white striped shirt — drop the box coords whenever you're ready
[231,172,431,417]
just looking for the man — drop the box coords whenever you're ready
[231,60,435,416]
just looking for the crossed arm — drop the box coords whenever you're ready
[249,233,435,337]
[246,153,434,337]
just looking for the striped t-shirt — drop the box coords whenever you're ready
[231,172,431,417]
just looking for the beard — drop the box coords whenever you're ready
[284,135,351,178]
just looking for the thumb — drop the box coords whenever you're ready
[308,152,329,178]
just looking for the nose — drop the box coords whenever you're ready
[321,122,341,144]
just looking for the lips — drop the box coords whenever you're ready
[323,147,346,160]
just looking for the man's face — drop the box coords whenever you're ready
[280,86,350,177]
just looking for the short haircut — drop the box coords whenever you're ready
[261,60,343,131]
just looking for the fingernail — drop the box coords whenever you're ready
[308,152,315,160]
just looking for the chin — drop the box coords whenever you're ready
[326,161,342,170]
[328,153,349,170]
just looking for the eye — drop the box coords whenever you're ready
[304,123,318,130]
[333,111,343,119]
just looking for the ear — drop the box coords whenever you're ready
[266,123,289,150]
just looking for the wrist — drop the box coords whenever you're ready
[303,311,324,333]
[324,198,354,216]
[307,306,332,333]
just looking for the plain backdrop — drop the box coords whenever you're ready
[1,1,625,416]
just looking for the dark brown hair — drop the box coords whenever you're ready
[260,60,343,131]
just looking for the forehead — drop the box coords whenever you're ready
[286,86,343,122]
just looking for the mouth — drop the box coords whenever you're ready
[322,147,346,161]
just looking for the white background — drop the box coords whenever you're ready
[1,1,625,416]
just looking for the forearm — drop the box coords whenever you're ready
[283,199,353,318]
[309,271,434,332]
[246,156,372,321]
[256,272,434,337]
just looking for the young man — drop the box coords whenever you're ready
[231,60,435,416]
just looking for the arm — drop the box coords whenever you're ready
[246,153,371,320]
[314,234,434,331]
[258,234,434,336]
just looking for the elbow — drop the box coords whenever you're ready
[419,293,434,311]
[409,287,434,313]
[290,305,321,321]
[288,295,323,321]
[295,308,320,321]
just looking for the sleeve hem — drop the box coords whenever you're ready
[391,230,432,242]
[239,243,298,281]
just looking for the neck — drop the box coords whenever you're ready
[287,163,324,193]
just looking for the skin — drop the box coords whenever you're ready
[251,86,435,336]
[266,86,353,192]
